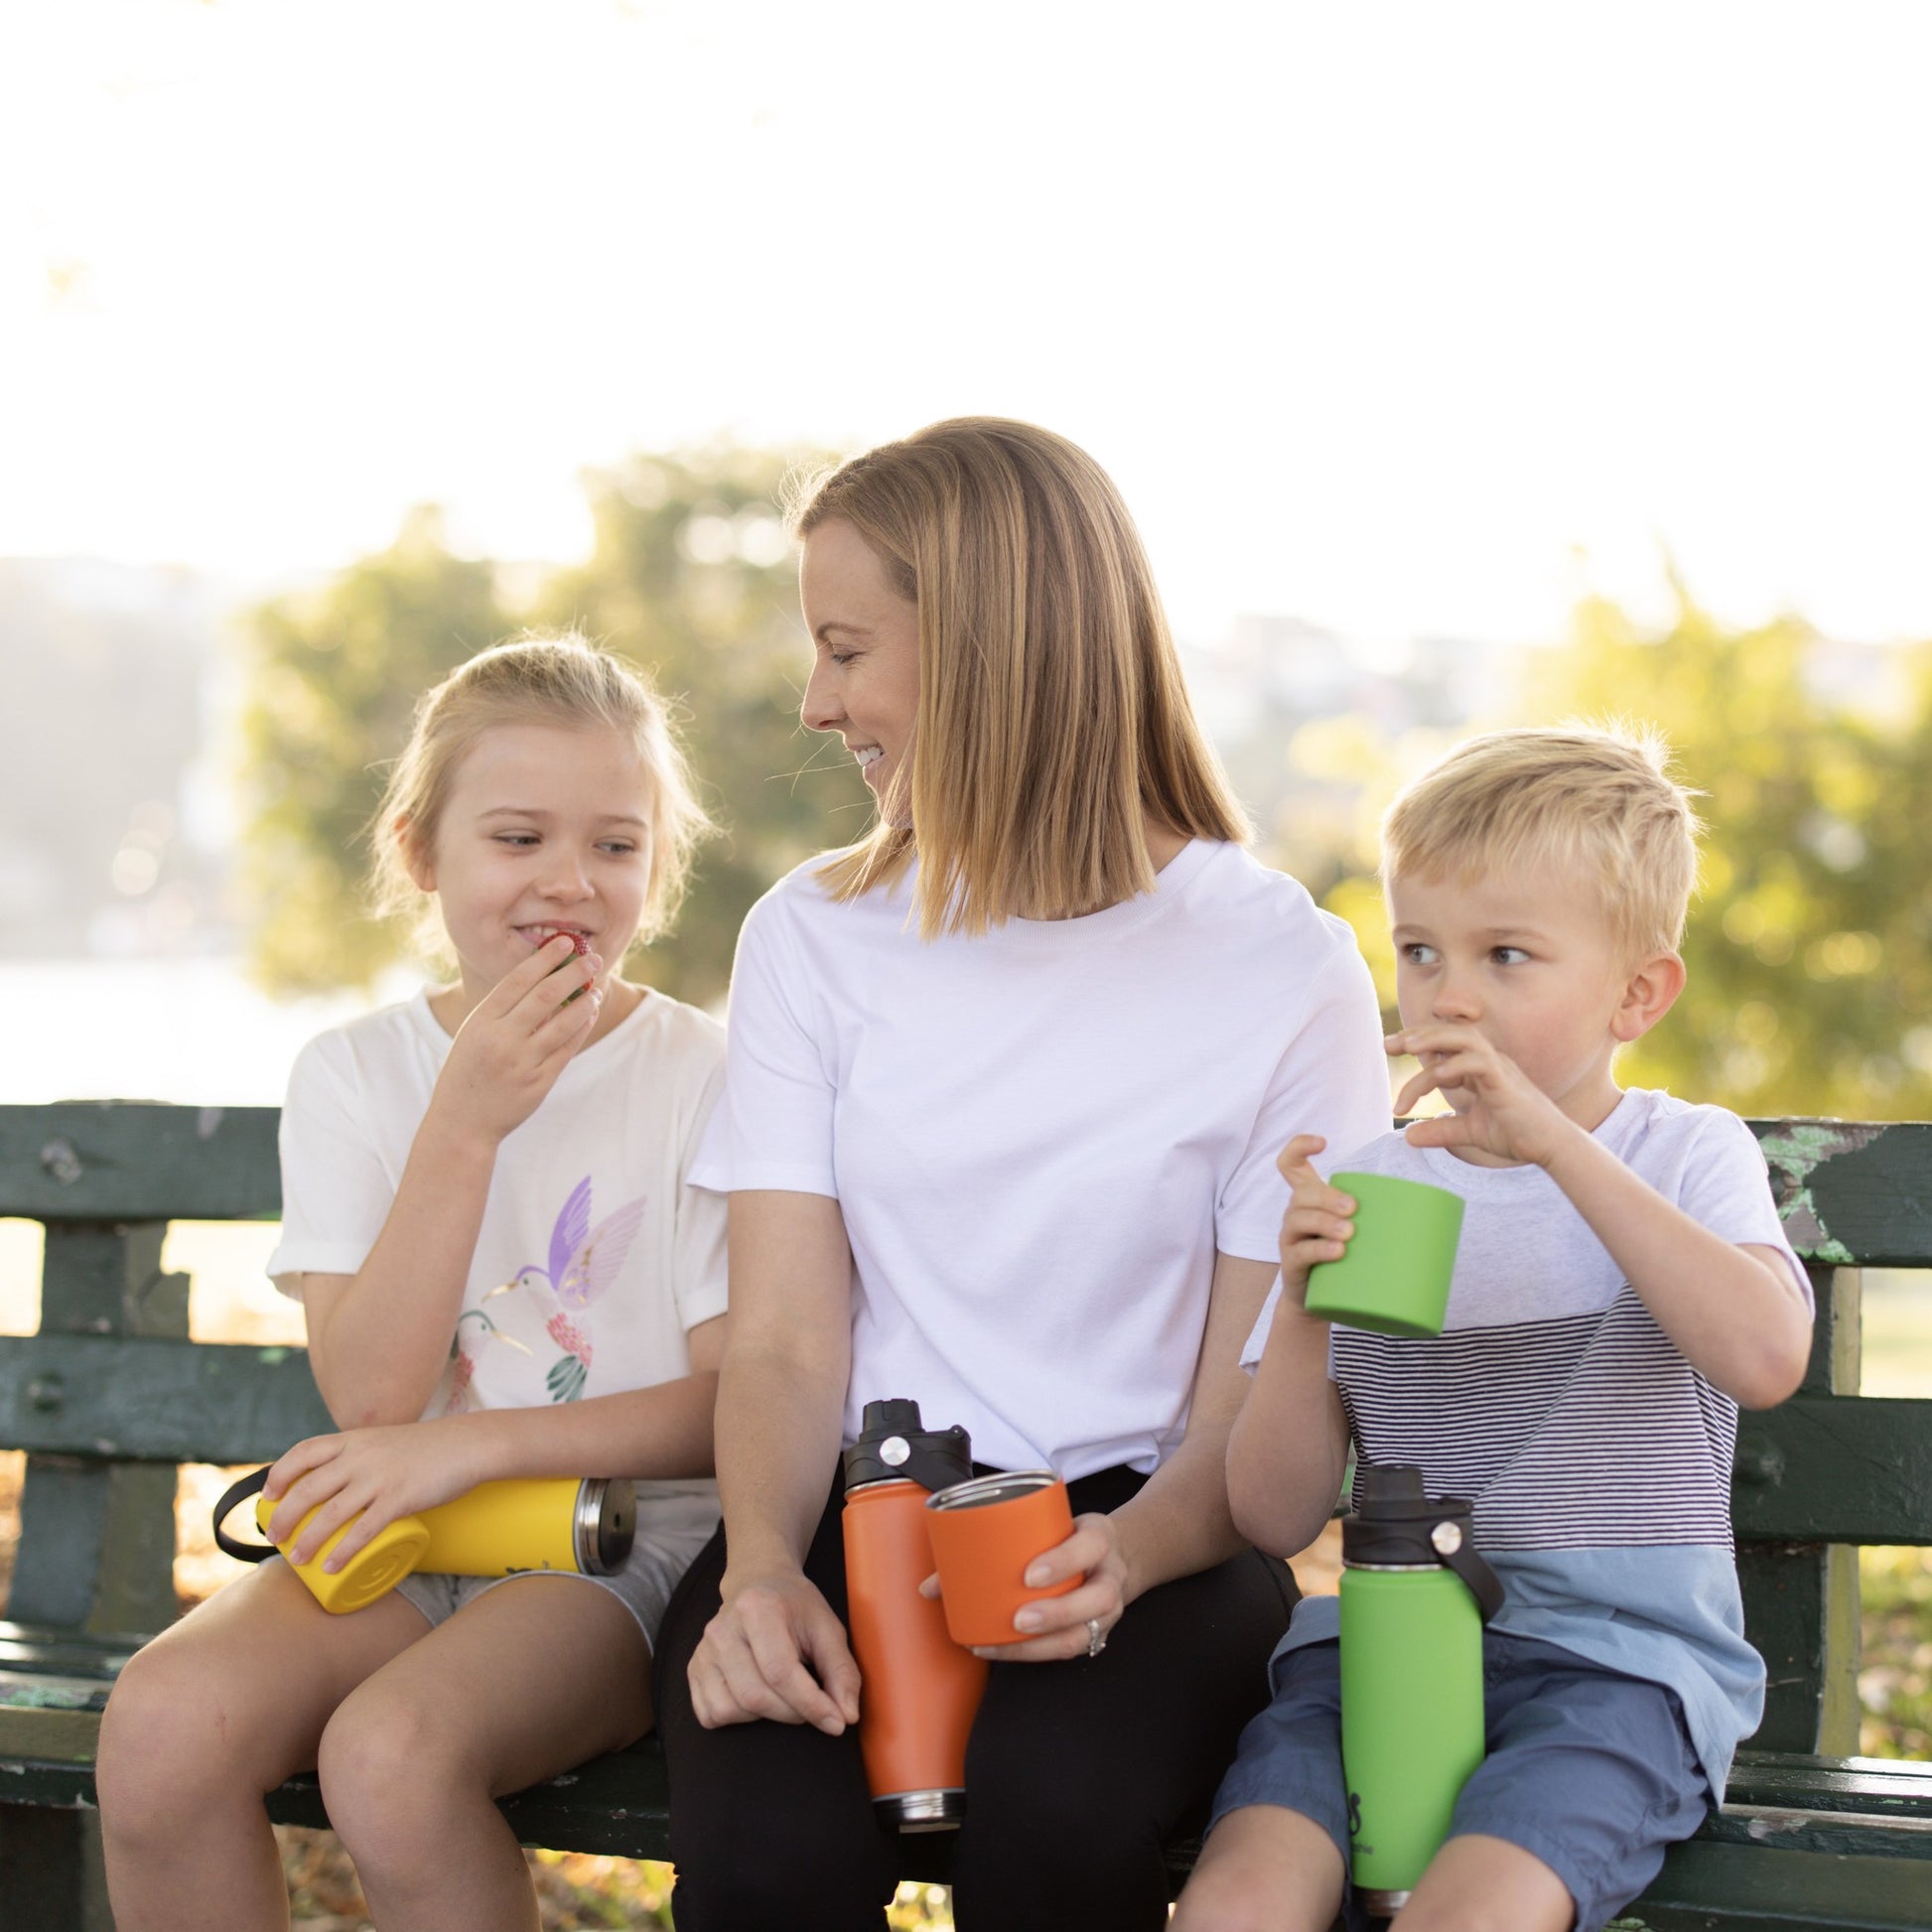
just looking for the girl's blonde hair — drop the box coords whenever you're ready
[790,417,1247,935]
[369,632,712,957]
[1381,724,1703,960]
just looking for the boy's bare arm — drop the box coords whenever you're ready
[1537,1131,1809,1407]
[1392,1026,1812,1408]
[1227,1136,1354,1558]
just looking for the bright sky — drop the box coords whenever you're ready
[5,0,1930,646]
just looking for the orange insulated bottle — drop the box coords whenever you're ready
[842,1399,988,1831]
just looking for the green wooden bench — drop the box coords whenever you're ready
[1,1103,1928,1928]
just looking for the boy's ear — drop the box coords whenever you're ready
[1612,949,1687,1043]
[396,815,435,893]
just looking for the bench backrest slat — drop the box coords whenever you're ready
[0,1335,334,1466]
[6,1107,1927,1263]
[1748,1119,1932,1270]
[1735,1396,1932,1545]
[0,1104,280,1221]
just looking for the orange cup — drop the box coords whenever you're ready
[924,1470,1081,1647]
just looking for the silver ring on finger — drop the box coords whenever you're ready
[1086,1616,1107,1659]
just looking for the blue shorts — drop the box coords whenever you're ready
[1208,1632,1711,1932]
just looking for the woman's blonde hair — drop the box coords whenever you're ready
[1381,724,1703,960]
[369,632,712,958]
[790,417,1247,935]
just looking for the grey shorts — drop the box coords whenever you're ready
[394,1487,718,1653]
[1209,1632,1712,1932]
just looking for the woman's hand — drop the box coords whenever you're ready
[923,1510,1133,1664]
[687,1567,863,1734]
[432,934,604,1148]
[261,1418,491,1571]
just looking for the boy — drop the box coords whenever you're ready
[1174,728,1814,1932]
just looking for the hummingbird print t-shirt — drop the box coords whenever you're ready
[268,989,727,1441]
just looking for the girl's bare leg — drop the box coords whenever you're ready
[96,1561,432,1932]
[1171,1803,1347,1932]
[1393,1834,1575,1932]
[317,1574,651,1932]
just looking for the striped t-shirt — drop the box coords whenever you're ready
[1263,1088,1809,1797]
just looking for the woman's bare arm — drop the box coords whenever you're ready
[1109,1251,1282,1591]
[968,1250,1281,1663]
[684,1189,862,1733]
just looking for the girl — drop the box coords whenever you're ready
[98,634,728,1932]
[657,419,1391,1930]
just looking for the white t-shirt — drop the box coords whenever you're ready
[689,840,1390,1480]
[268,989,729,1436]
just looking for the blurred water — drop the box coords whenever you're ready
[0,958,399,1106]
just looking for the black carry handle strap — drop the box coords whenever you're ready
[1435,1525,1507,1623]
[211,1466,279,1563]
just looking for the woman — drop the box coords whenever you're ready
[657,418,1389,1929]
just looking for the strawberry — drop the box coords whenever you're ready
[547,930,593,1004]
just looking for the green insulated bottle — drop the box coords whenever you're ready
[1338,1465,1505,1916]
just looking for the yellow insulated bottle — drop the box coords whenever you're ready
[418,1477,631,1577]
[215,1469,636,1615]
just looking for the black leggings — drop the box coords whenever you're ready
[652,1464,1297,1932]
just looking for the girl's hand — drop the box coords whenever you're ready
[1387,1024,1571,1168]
[688,1567,863,1734]
[433,935,604,1147]
[261,1419,491,1572]
[1275,1134,1356,1305]
[925,1511,1131,1664]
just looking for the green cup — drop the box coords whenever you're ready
[1303,1173,1464,1337]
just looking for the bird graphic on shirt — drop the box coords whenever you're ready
[502,1175,648,1402]
[443,1305,532,1416]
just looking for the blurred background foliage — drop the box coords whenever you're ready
[1512,588,1932,1119]
[241,443,1932,1123]
[242,507,509,993]
[240,449,867,1008]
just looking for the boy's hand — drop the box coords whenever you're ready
[1275,1134,1357,1305]
[433,935,603,1146]
[1387,1024,1571,1167]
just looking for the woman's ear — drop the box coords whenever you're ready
[396,816,435,893]
[1612,949,1687,1043]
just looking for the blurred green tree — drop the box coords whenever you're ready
[1520,588,1932,1119]
[1287,589,1932,1121]
[240,506,509,993]
[240,451,868,1006]
[533,445,866,1005]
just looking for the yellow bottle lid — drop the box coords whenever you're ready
[256,1493,432,1615]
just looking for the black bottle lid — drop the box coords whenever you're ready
[1341,1463,1505,1621]
[842,1398,974,1495]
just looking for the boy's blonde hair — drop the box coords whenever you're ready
[1381,725,1702,960]
[789,416,1248,936]
[369,632,712,958]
